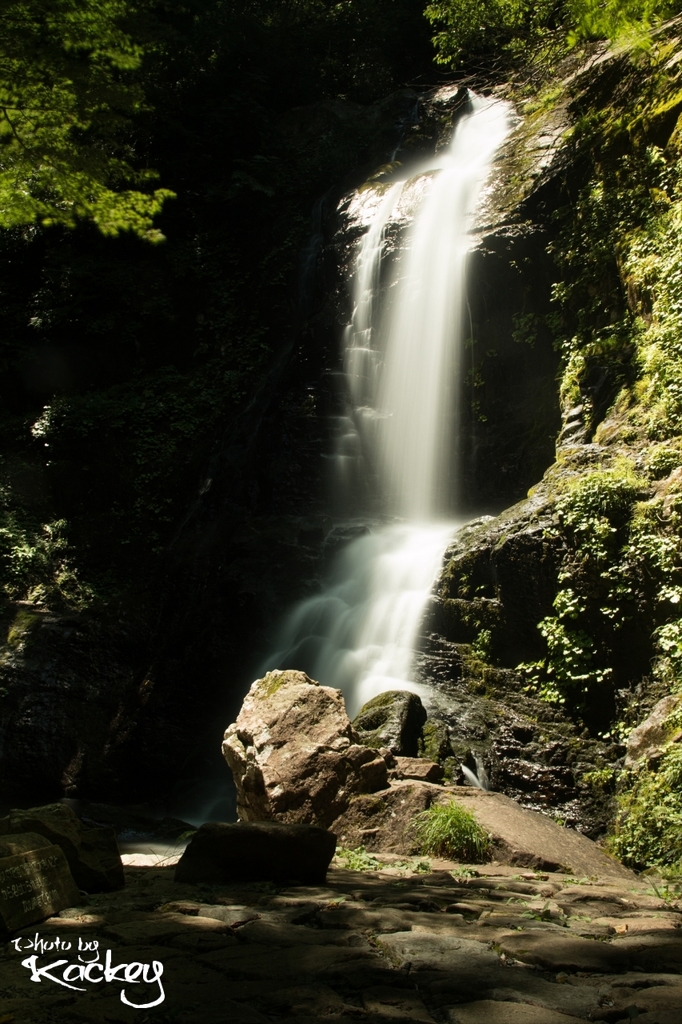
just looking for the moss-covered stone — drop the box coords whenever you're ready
[254,670,317,701]
[5,608,41,650]
[352,690,427,757]
[418,719,451,763]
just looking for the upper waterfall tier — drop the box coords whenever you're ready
[341,94,512,521]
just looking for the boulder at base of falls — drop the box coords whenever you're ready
[222,670,388,828]
[1,802,124,892]
[174,821,337,885]
[352,690,427,756]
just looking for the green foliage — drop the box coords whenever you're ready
[0,0,173,239]
[424,0,560,67]
[0,490,90,606]
[336,846,382,871]
[645,443,682,479]
[519,463,645,712]
[627,201,682,436]
[424,0,682,69]
[581,765,616,791]
[610,744,682,869]
[556,462,644,559]
[472,628,493,661]
[655,620,682,678]
[568,0,680,44]
[519,30,682,867]
[409,801,491,861]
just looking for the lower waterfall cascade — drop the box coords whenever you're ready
[262,93,512,717]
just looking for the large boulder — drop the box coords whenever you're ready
[352,690,427,756]
[175,821,336,885]
[222,670,388,828]
[2,803,124,892]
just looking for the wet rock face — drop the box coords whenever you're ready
[352,690,427,756]
[398,493,626,838]
[433,501,563,667]
[222,670,388,828]
[459,225,561,513]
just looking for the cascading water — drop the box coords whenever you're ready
[263,93,511,717]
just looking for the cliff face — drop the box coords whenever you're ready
[422,20,682,866]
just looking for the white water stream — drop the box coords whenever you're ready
[263,94,511,716]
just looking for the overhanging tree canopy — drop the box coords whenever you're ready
[0,0,174,240]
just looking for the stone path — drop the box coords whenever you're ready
[2,856,681,1023]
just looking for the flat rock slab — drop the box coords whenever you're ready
[175,820,337,884]
[498,930,630,971]
[487,975,599,1017]
[632,1014,681,1024]
[198,941,382,984]
[437,788,635,881]
[363,984,437,1021]
[604,981,682,1018]
[611,931,682,970]
[376,930,500,972]
[446,1000,584,1023]
[0,845,80,933]
[103,911,235,945]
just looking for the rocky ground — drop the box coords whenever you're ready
[2,851,681,1024]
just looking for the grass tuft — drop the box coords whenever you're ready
[409,801,491,862]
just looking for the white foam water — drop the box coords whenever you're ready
[261,94,511,714]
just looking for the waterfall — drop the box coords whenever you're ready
[262,93,511,716]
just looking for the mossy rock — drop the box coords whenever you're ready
[352,690,427,757]
[418,719,451,764]
[253,670,317,701]
[5,608,41,650]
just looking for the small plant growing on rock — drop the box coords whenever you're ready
[408,801,491,862]
[335,845,382,871]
